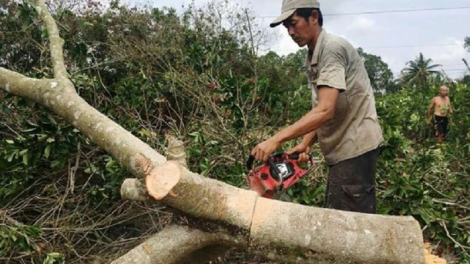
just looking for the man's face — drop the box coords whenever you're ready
[439,86,449,96]
[283,12,316,47]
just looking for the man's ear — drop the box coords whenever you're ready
[309,10,319,25]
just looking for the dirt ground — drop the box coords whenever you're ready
[216,242,451,264]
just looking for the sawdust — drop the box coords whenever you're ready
[424,242,447,264]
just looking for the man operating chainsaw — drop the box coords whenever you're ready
[250,0,383,213]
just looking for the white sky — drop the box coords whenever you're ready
[123,0,470,79]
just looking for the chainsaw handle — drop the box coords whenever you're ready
[246,155,255,170]
[287,153,314,161]
[247,153,282,170]
[287,153,300,160]
[246,154,282,176]
[267,157,282,176]
[247,153,312,170]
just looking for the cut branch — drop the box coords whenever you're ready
[121,179,149,202]
[0,210,24,226]
[166,134,188,168]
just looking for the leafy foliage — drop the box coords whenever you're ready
[376,84,470,261]
[0,225,41,257]
[357,47,397,94]
[465,36,470,52]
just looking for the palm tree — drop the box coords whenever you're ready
[401,53,442,91]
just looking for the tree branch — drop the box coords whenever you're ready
[0,66,167,178]
[165,134,188,168]
[121,179,149,202]
[34,0,68,80]
[439,220,470,252]
[0,210,25,226]
[0,68,51,103]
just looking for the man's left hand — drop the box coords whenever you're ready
[251,137,281,162]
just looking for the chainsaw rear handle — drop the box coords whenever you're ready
[246,153,309,170]
[246,155,281,179]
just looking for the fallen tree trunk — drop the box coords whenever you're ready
[126,159,424,264]
[121,164,425,263]
[0,1,426,263]
[250,199,423,263]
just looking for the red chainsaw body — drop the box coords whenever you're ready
[246,154,313,199]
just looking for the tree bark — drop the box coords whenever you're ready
[110,225,246,264]
[165,134,188,168]
[0,1,426,263]
[249,199,424,264]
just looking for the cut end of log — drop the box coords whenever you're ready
[145,161,182,200]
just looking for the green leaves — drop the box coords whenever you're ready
[357,47,395,93]
[464,36,470,52]
[44,252,65,264]
[0,225,42,257]
[0,97,82,200]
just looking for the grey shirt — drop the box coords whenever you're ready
[306,29,383,165]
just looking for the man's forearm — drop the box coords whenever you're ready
[302,131,317,147]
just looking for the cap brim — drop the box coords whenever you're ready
[270,9,296,28]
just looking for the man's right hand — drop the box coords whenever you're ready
[251,137,281,162]
[286,143,311,163]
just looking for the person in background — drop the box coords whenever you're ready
[427,85,454,143]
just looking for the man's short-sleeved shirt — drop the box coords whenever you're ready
[306,29,383,165]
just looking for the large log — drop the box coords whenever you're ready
[141,160,425,264]
[120,156,425,263]
[250,198,424,264]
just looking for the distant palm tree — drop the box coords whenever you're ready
[401,53,442,90]
[465,36,470,51]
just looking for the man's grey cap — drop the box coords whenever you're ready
[270,0,320,28]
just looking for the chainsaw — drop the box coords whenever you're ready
[246,153,315,199]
